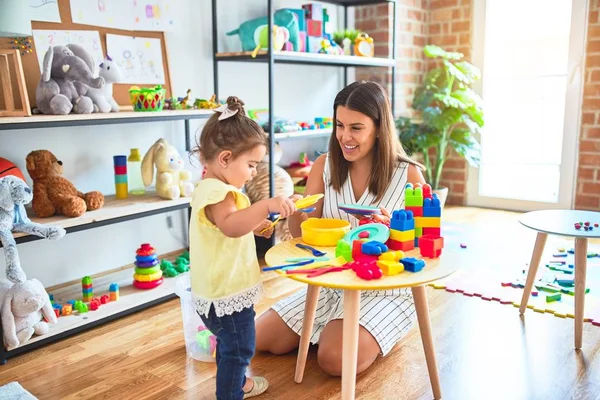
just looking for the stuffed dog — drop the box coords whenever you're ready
[141,138,193,200]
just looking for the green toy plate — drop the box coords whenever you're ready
[343,224,390,244]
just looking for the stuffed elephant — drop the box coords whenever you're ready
[35,44,105,115]
[226,9,300,52]
[86,55,122,113]
[0,278,56,351]
[0,176,65,284]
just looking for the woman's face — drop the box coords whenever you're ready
[335,106,377,163]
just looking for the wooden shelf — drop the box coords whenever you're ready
[13,192,190,244]
[216,51,396,68]
[8,251,185,352]
[0,109,213,131]
[273,128,332,141]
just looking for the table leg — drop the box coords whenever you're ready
[412,285,441,400]
[574,237,588,350]
[294,285,321,383]
[341,290,361,400]
[519,232,548,315]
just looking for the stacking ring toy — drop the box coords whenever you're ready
[135,254,158,263]
[133,271,162,282]
[135,259,159,268]
[136,243,156,257]
[133,278,163,290]
[134,265,161,275]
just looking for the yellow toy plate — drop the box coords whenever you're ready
[295,194,324,210]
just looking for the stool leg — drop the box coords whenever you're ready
[412,285,441,400]
[574,237,588,350]
[294,285,320,383]
[520,232,548,315]
[341,289,361,400]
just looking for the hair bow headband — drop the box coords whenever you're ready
[214,104,239,121]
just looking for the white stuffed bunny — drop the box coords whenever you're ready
[0,278,57,350]
[141,138,194,200]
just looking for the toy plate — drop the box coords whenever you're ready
[295,194,324,210]
[338,204,382,215]
[343,224,390,243]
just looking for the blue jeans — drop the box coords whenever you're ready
[200,305,256,400]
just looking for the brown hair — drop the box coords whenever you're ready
[328,81,424,202]
[192,96,268,162]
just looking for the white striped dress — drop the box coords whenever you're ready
[271,154,416,356]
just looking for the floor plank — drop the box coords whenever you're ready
[1,207,599,400]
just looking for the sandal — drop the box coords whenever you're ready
[243,376,269,398]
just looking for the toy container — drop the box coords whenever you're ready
[301,218,351,247]
[127,149,145,195]
[175,273,216,362]
[129,85,166,112]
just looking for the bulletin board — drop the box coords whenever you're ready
[0,0,172,109]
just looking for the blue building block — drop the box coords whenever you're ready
[391,210,415,231]
[53,303,63,311]
[67,300,76,308]
[414,237,419,247]
[82,287,93,295]
[109,283,119,292]
[362,241,388,256]
[423,194,441,217]
[400,257,425,272]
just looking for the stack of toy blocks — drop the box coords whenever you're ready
[109,283,119,301]
[82,276,93,302]
[404,182,444,258]
[387,210,415,251]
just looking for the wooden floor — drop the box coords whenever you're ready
[1,207,599,400]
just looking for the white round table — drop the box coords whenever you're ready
[519,210,600,349]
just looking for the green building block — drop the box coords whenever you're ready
[546,293,562,302]
[160,259,174,271]
[335,240,352,262]
[81,276,92,285]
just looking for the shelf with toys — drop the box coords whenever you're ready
[215,50,395,68]
[273,127,332,141]
[5,247,190,357]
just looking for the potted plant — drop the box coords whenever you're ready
[396,45,484,207]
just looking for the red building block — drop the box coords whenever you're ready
[54,308,60,318]
[82,283,93,289]
[423,227,441,236]
[100,294,110,304]
[307,19,323,37]
[422,184,433,199]
[387,238,415,251]
[90,301,99,311]
[419,235,444,258]
[405,206,423,217]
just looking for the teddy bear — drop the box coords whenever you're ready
[141,138,193,200]
[25,150,104,218]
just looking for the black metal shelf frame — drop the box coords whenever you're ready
[211,0,397,249]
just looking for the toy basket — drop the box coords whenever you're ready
[129,85,166,112]
[175,273,216,362]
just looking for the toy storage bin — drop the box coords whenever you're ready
[175,273,216,362]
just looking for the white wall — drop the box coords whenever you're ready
[0,0,353,287]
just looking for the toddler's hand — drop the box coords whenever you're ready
[254,220,274,238]
[267,195,296,219]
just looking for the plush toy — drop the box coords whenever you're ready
[25,150,104,218]
[0,176,66,284]
[226,9,300,52]
[35,44,104,115]
[0,278,57,350]
[86,55,122,113]
[141,138,193,200]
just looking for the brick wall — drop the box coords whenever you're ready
[576,0,600,210]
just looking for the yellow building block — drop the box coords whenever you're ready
[414,217,441,228]
[378,250,404,261]
[377,260,404,276]
[389,229,414,242]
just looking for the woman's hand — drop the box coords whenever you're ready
[348,206,391,223]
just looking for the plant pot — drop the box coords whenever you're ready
[433,186,449,208]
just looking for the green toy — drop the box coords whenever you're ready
[226,9,300,52]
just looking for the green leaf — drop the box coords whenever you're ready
[413,88,435,111]
[454,61,481,82]
[449,128,481,167]
[461,114,482,134]
[444,60,471,83]
[424,45,463,60]
[451,88,483,110]
[433,93,467,110]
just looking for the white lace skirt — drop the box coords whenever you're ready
[194,282,264,317]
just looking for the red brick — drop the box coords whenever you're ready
[407,10,423,21]
[459,33,470,45]
[578,167,596,180]
[403,74,419,83]
[589,11,598,24]
[575,195,600,210]
[414,35,426,46]
[588,26,600,38]
[580,139,600,152]
[463,6,472,18]
[446,194,465,206]
[586,127,600,138]
[586,56,600,71]
[370,31,390,43]
[430,23,441,35]
[442,158,466,169]
[431,8,453,22]
[583,97,600,109]
[582,182,600,195]
[588,40,600,53]
[584,83,600,96]
[399,47,414,58]
[357,19,378,32]
[452,21,470,33]
[430,0,459,7]
[452,9,461,19]
[452,182,466,194]
[442,169,467,181]
[580,153,600,166]
[377,4,390,16]
[431,35,458,47]
[582,112,596,124]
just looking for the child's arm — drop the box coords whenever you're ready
[206,194,295,238]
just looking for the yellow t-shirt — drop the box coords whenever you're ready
[189,178,262,317]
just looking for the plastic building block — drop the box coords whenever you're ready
[82,287,93,294]
[49,294,54,302]
[336,240,353,262]
[377,260,404,276]
[390,210,415,231]
[109,283,119,292]
[387,238,415,251]
[307,19,323,37]
[423,194,441,217]
[422,184,433,199]
[362,241,388,256]
[546,293,562,302]
[555,274,574,286]
[414,217,441,228]
[389,229,415,242]
[405,185,423,207]
[414,237,420,247]
[423,227,440,236]
[352,240,363,260]
[100,295,110,304]
[358,231,370,239]
[379,250,404,261]
[405,206,423,217]
[350,260,382,280]
[54,308,60,318]
[110,292,119,301]
[460,243,467,249]
[61,304,72,316]
[90,301,99,311]
[82,276,92,286]
[400,257,426,272]
[415,227,424,237]
[419,235,444,258]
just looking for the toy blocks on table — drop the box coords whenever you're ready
[423,227,441,236]
[389,229,415,242]
[400,257,426,273]
[379,250,404,261]
[391,210,415,231]
[423,194,441,217]
[405,184,424,207]
[419,235,444,258]
[82,276,92,286]
[387,238,415,252]
[362,241,388,256]
[377,260,404,276]
[405,206,423,217]
[336,239,353,262]
[414,217,441,228]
